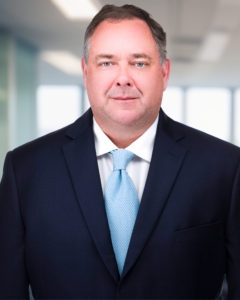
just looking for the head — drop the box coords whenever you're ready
[81,4,170,137]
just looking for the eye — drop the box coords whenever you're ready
[102,62,112,67]
[135,62,145,68]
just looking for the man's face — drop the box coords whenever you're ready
[82,18,170,130]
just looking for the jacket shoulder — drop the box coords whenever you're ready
[12,125,70,160]
[10,108,94,165]
[162,111,240,160]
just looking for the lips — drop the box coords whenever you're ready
[112,97,137,100]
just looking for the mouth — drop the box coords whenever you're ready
[112,97,137,101]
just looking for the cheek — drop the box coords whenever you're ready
[137,72,163,101]
[87,70,114,99]
[149,70,164,89]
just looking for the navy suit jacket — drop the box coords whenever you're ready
[0,108,240,299]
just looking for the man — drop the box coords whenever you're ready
[0,4,240,299]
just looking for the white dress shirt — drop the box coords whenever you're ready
[93,115,159,202]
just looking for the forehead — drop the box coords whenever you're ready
[89,18,157,57]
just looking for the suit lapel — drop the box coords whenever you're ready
[121,110,187,280]
[62,109,119,283]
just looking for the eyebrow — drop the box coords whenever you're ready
[94,53,152,62]
[95,54,115,61]
[130,53,152,60]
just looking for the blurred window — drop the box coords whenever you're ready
[37,85,81,137]
[36,86,238,146]
[234,89,240,147]
[161,87,184,123]
[186,88,231,142]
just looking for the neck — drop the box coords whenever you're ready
[105,130,144,149]
[94,115,158,149]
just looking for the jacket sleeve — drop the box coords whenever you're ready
[0,151,29,299]
[226,157,240,300]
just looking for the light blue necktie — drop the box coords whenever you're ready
[104,149,140,275]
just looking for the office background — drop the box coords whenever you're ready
[0,0,240,298]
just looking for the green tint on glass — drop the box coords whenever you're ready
[0,31,38,179]
[0,32,10,178]
[14,39,38,147]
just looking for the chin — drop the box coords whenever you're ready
[109,110,145,127]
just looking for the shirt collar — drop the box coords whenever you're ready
[93,118,118,156]
[93,115,159,162]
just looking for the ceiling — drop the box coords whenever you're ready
[0,0,240,87]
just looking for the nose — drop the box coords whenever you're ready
[115,65,133,87]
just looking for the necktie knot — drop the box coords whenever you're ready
[109,149,135,171]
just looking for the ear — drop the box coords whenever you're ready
[81,55,88,88]
[162,58,171,91]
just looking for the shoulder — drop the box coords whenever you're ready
[10,125,71,170]
[162,110,240,165]
[10,108,94,169]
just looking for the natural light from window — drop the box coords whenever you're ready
[37,85,81,137]
[161,87,184,123]
[36,86,238,146]
[186,88,231,142]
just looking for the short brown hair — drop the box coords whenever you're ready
[83,4,167,65]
